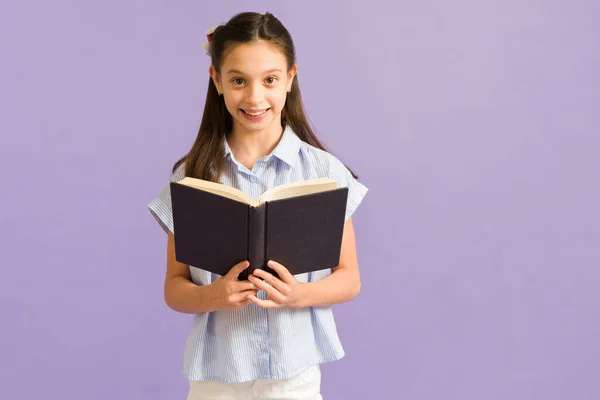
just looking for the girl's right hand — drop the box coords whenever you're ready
[208,261,258,310]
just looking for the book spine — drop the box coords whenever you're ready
[247,205,266,276]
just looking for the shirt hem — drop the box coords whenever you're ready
[182,353,345,383]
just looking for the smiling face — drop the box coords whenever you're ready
[210,41,297,136]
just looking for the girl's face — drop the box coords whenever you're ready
[210,41,297,135]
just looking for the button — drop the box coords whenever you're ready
[251,176,257,182]
[260,342,268,351]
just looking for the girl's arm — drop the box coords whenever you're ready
[163,232,213,314]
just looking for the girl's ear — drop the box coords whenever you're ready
[287,64,298,92]
[208,65,222,94]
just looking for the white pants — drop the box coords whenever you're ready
[186,365,322,400]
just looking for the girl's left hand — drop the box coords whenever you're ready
[247,260,307,308]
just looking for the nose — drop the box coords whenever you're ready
[246,82,264,105]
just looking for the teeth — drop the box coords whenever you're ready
[244,109,267,116]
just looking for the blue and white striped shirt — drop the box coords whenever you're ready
[147,125,368,383]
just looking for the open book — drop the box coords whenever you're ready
[170,177,348,280]
[176,176,338,205]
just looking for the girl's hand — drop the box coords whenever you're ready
[247,260,307,308]
[208,261,258,311]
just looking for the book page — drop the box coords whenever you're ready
[177,177,257,206]
[258,178,337,203]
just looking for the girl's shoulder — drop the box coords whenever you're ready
[298,141,350,178]
[298,140,368,222]
[169,162,186,182]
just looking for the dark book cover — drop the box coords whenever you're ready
[170,182,348,280]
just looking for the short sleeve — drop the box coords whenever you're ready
[147,164,186,234]
[329,157,369,222]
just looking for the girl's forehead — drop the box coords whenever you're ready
[222,41,287,74]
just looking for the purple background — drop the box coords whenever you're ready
[2,1,599,399]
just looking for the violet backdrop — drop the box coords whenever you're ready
[2,1,599,399]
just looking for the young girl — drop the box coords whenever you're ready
[147,11,368,399]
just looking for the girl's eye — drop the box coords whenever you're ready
[231,77,277,85]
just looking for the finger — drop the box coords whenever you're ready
[248,294,280,309]
[234,299,251,308]
[227,260,250,278]
[251,269,290,295]
[233,281,258,292]
[229,289,258,304]
[266,260,295,283]
[248,275,286,303]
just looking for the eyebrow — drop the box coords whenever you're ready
[225,68,284,75]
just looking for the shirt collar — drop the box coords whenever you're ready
[223,125,301,168]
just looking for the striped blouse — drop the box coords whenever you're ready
[147,125,368,383]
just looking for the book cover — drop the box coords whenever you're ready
[170,181,348,280]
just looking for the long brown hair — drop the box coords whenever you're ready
[172,11,358,181]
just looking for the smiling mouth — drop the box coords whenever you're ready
[241,108,269,116]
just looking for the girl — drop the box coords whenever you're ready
[147,11,368,400]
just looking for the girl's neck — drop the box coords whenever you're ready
[227,122,284,170]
